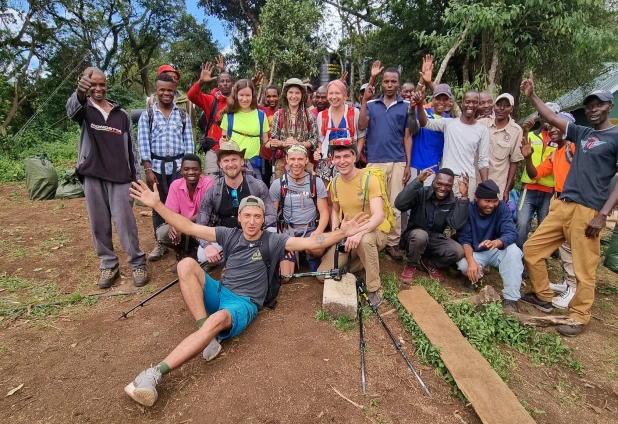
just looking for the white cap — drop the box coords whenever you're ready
[360,83,368,91]
[495,93,515,106]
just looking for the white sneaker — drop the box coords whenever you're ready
[552,286,576,309]
[550,281,568,293]
[203,338,222,361]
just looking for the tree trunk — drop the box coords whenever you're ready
[138,59,150,95]
[0,40,36,136]
[350,61,355,103]
[434,22,471,85]
[500,51,527,120]
[487,45,500,94]
[267,60,276,86]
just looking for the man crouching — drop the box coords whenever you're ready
[124,181,370,407]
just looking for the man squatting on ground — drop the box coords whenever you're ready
[456,180,524,313]
[66,67,148,288]
[395,167,469,284]
[124,181,371,407]
[520,72,618,337]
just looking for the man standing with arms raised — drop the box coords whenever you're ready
[520,73,618,336]
[359,61,412,261]
[416,90,489,197]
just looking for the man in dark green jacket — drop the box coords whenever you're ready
[395,167,470,283]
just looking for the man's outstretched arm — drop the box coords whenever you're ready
[285,212,370,252]
[130,181,217,242]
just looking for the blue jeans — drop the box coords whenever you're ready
[457,244,524,301]
[516,188,553,248]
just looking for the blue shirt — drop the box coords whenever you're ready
[138,103,194,175]
[458,201,517,252]
[411,108,449,170]
[365,95,409,163]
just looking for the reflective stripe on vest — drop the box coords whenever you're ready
[520,132,556,187]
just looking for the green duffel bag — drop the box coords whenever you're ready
[55,169,84,199]
[25,155,58,201]
[603,175,618,273]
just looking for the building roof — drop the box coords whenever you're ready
[555,62,618,111]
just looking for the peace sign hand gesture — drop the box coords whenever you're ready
[521,71,535,97]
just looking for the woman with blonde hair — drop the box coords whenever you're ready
[315,79,365,182]
[220,79,270,180]
[265,78,319,179]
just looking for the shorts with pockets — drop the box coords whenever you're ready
[203,272,258,339]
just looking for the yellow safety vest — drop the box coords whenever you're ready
[520,131,556,187]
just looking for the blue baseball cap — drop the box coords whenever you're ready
[583,90,614,105]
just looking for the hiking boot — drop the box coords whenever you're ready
[464,280,480,292]
[171,253,183,273]
[502,299,519,314]
[124,367,162,407]
[203,338,222,361]
[550,281,568,293]
[367,290,383,307]
[520,292,554,313]
[132,268,149,287]
[556,324,585,337]
[420,258,445,282]
[552,286,576,309]
[385,246,404,261]
[98,266,120,289]
[400,265,417,285]
[148,242,168,262]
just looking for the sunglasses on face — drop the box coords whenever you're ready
[231,189,239,208]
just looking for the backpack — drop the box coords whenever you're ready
[24,154,59,201]
[222,229,280,309]
[278,171,318,231]
[210,173,261,226]
[197,97,220,152]
[332,167,396,234]
[226,110,265,141]
[147,106,187,134]
[320,105,356,140]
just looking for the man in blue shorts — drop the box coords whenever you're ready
[124,182,370,407]
[270,145,329,278]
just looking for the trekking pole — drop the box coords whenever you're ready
[270,147,276,184]
[118,261,208,320]
[358,283,367,393]
[280,268,346,280]
[358,278,431,397]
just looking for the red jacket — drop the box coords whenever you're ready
[187,83,227,149]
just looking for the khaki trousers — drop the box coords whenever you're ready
[366,162,406,247]
[316,229,387,292]
[523,200,600,324]
[559,242,576,288]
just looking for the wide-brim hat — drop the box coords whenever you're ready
[282,78,307,95]
[216,141,246,159]
[328,139,359,162]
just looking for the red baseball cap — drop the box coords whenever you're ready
[157,65,180,79]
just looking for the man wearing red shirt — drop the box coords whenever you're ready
[187,61,233,177]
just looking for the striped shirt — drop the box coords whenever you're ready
[137,103,194,175]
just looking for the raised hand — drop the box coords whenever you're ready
[418,166,436,182]
[340,212,371,238]
[251,71,264,87]
[199,62,216,84]
[521,71,535,97]
[521,115,537,132]
[371,60,384,78]
[458,172,470,197]
[520,136,534,158]
[419,54,434,84]
[363,85,375,101]
[77,69,94,94]
[409,91,422,108]
[216,55,225,73]
[129,180,161,209]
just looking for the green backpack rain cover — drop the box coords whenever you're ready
[55,169,84,199]
[25,155,58,201]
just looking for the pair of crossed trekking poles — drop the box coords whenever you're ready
[118,240,430,396]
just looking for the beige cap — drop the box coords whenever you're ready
[216,141,246,159]
[238,195,265,213]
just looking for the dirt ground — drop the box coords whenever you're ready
[1,183,618,423]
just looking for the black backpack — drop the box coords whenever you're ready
[222,230,280,309]
[197,96,220,153]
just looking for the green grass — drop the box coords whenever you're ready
[0,273,97,318]
[381,273,584,402]
[9,247,28,258]
[40,235,71,250]
[314,309,358,332]
[0,345,7,354]
[597,283,618,295]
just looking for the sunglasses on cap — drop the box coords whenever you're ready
[331,138,353,146]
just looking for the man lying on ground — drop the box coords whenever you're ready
[456,180,523,313]
[395,167,469,284]
[125,182,370,407]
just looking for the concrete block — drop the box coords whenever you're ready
[322,273,357,319]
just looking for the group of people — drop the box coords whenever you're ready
[66,54,618,408]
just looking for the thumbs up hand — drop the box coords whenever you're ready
[78,68,94,94]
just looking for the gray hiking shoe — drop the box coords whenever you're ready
[203,338,222,361]
[132,268,149,287]
[98,266,120,289]
[502,299,519,314]
[148,242,168,261]
[367,290,383,307]
[124,367,162,407]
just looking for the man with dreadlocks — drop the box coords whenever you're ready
[264,78,319,179]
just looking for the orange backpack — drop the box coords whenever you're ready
[320,105,356,140]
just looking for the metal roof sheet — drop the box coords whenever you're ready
[555,63,618,111]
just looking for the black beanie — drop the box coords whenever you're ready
[475,180,500,199]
